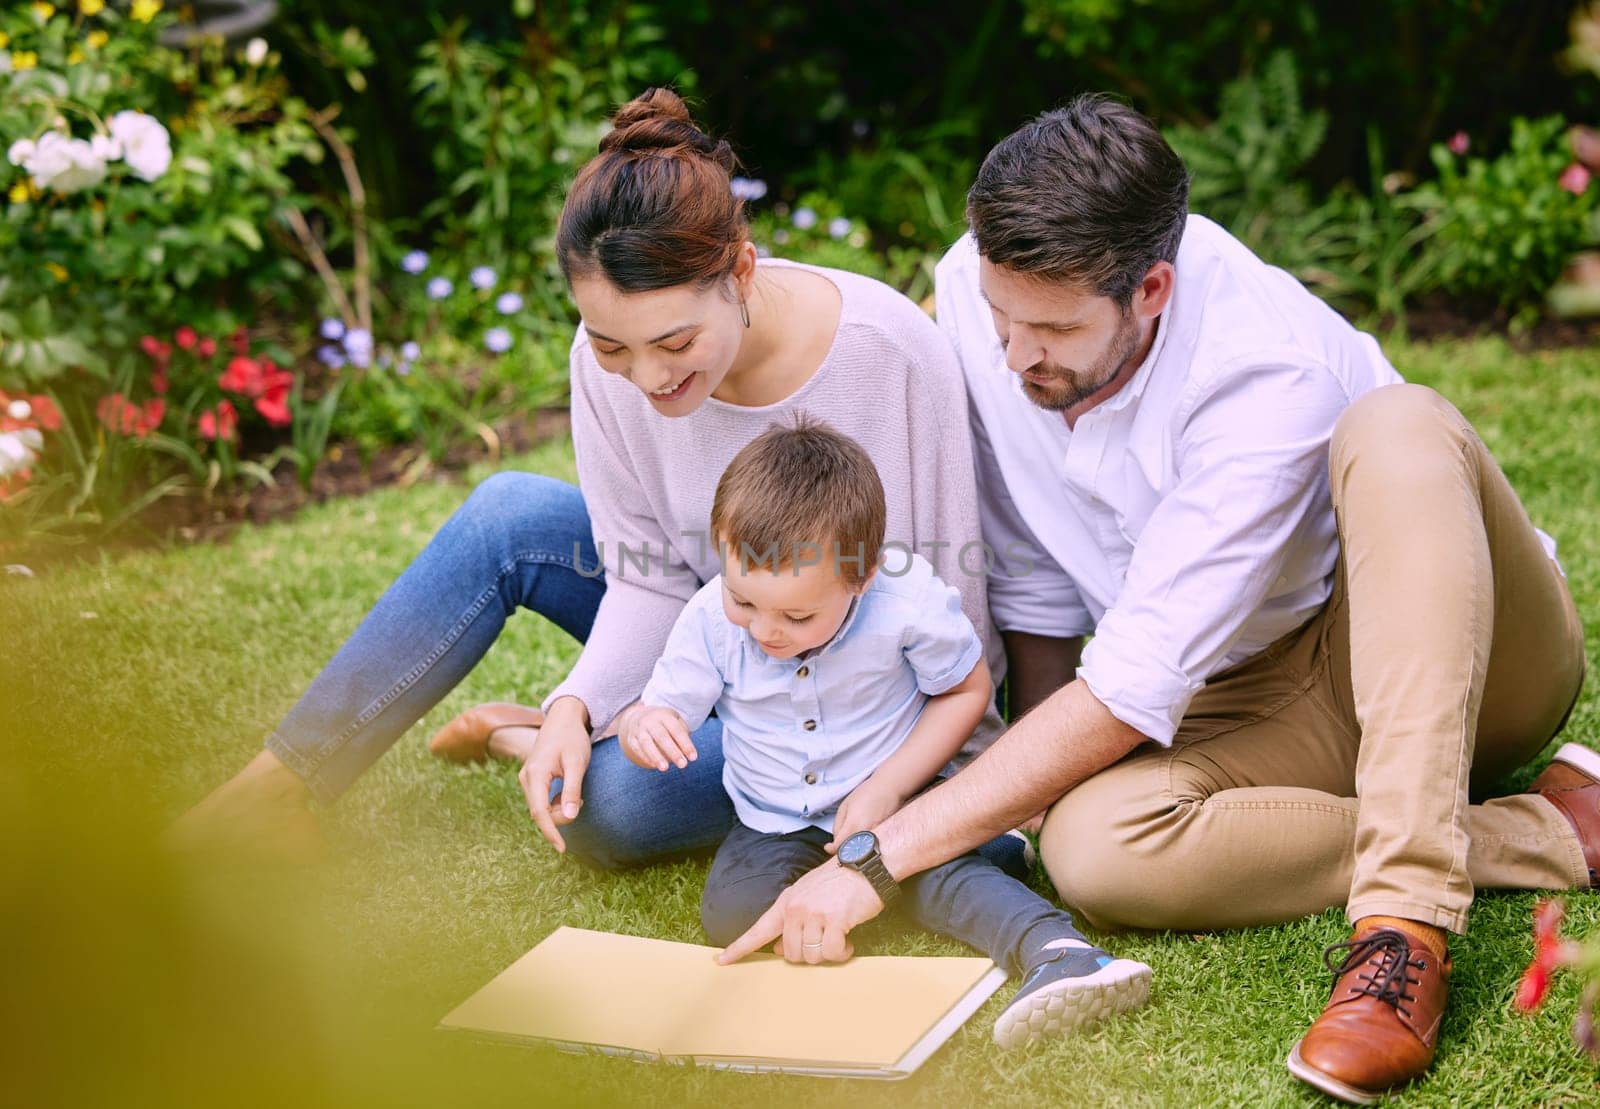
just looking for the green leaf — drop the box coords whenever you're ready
[221,216,264,252]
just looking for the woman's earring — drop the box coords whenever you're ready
[739,297,751,328]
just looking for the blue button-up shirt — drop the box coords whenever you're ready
[640,552,984,834]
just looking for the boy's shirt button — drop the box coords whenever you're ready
[804,772,818,785]
[802,719,817,731]
[796,666,809,678]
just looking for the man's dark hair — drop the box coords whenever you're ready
[967,94,1190,305]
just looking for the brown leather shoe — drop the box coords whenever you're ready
[1287,927,1450,1105]
[427,701,544,762]
[1530,742,1600,794]
[1526,744,1600,888]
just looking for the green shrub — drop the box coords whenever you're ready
[1414,115,1598,323]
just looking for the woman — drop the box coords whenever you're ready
[175,88,1004,869]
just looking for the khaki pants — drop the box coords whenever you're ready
[1040,384,1588,934]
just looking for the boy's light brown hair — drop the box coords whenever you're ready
[710,415,885,587]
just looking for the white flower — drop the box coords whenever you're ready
[828,217,851,240]
[400,341,420,362]
[7,399,32,420]
[244,37,268,67]
[25,132,109,194]
[729,176,768,201]
[469,265,497,290]
[484,327,512,353]
[495,292,523,315]
[90,133,122,162]
[401,249,428,274]
[319,317,345,341]
[0,428,43,478]
[791,207,818,231]
[426,276,453,299]
[108,111,172,182]
[7,139,36,167]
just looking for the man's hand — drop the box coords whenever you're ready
[619,705,697,771]
[716,858,886,966]
[825,779,901,854]
[517,696,592,852]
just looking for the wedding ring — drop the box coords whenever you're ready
[802,941,823,949]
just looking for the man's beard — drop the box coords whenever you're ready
[1019,309,1142,412]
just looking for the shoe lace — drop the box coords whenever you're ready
[1321,929,1428,1018]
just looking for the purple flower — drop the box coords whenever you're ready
[426,276,453,300]
[773,228,790,245]
[470,265,497,290]
[1447,131,1470,156]
[828,217,851,240]
[343,327,373,368]
[730,176,768,201]
[400,340,421,362]
[401,250,429,274]
[484,327,513,354]
[792,207,818,231]
[319,317,345,341]
[496,291,524,315]
[316,345,347,369]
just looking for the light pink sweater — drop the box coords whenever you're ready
[545,260,1003,759]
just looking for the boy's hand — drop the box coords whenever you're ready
[621,705,697,772]
[826,778,903,853]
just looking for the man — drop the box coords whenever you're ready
[719,95,1593,1104]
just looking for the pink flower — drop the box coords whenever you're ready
[1559,162,1592,196]
[1448,130,1470,156]
[197,336,217,359]
[136,398,165,436]
[139,334,171,364]
[174,325,198,351]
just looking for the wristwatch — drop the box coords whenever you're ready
[836,830,900,906]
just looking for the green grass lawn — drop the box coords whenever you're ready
[5,335,1600,1107]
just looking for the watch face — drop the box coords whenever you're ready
[837,831,876,867]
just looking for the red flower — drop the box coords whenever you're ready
[95,393,163,438]
[255,383,292,427]
[30,395,60,432]
[1447,130,1470,156]
[219,356,263,396]
[174,325,198,351]
[230,326,250,356]
[151,366,169,395]
[136,398,165,436]
[197,399,239,443]
[197,336,217,358]
[139,334,171,364]
[96,393,140,436]
[1559,162,1593,197]
[1515,899,1569,1013]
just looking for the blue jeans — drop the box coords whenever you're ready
[266,472,1030,877]
[701,823,1082,974]
[266,472,736,867]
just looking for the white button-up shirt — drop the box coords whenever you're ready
[935,215,1411,744]
[640,552,983,834]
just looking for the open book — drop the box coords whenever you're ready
[439,926,1008,1079]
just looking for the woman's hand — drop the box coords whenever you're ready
[620,705,697,771]
[518,695,593,853]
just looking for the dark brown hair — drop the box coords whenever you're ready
[556,87,748,293]
[967,94,1190,305]
[710,415,886,588]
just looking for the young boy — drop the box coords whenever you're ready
[615,417,1152,1048]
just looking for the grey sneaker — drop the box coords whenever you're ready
[992,938,1152,1048]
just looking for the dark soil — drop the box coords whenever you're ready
[1400,297,1600,349]
[145,407,572,545]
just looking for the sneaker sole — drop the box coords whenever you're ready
[1285,1043,1380,1106]
[992,958,1152,1049]
[1552,742,1600,785]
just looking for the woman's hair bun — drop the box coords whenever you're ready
[600,87,736,171]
